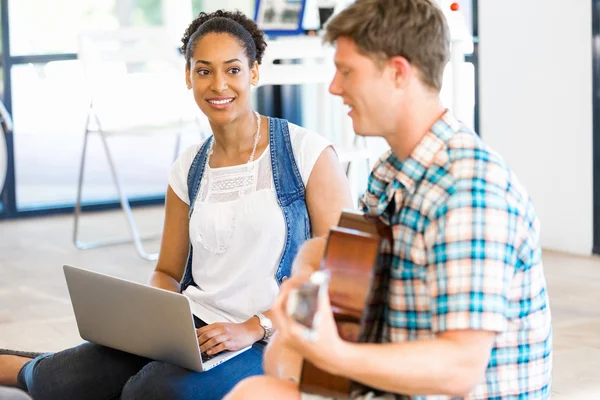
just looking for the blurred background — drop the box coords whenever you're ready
[0,0,476,221]
[0,1,598,398]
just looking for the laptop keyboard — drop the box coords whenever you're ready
[201,352,216,362]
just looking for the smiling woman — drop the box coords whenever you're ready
[181,11,265,136]
[0,9,355,400]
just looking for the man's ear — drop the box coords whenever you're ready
[250,60,260,86]
[185,66,192,89]
[387,56,412,89]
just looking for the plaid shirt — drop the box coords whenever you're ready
[358,112,552,400]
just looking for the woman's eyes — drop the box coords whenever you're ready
[196,67,241,76]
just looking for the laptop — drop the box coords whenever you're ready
[63,264,250,372]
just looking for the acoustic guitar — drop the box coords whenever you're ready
[298,209,392,398]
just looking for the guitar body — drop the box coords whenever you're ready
[299,210,391,398]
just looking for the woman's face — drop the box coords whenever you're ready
[186,32,259,126]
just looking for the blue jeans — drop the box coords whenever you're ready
[16,317,265,400]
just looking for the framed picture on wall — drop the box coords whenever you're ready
[254,0,307,36]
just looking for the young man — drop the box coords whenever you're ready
[226,0,553,399]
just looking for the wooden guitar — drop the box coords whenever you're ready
[298,209,392,398]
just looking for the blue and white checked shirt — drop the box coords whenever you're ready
[359,111,552,399]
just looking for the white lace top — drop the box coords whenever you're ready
[168,122,332,324]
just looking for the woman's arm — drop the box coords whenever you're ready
[263,146,353,379]
[305,146,354,237]
[297,146,354,277]
[148,186,191,292]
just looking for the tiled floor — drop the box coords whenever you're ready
[1,207,599,398]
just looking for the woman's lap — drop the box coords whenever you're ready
[122,342,265,400]
[18,341,265,400]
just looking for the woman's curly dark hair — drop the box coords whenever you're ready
[181,10,267,68]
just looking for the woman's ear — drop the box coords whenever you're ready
[250,60,260,86]
[185,66,192,89]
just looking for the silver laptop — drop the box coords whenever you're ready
[63,264,250,372]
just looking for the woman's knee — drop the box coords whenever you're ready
[19,353,56,398]
[121,361,186,400]
[24,342,147,400]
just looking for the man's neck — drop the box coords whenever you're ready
[385,97,446,162]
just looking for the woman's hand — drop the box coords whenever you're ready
[197,318,264,356]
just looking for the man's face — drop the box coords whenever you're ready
[329,37,399,136]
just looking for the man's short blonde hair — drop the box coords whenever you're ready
[324,0,450,92]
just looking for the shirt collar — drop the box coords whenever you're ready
[363,110,461,217]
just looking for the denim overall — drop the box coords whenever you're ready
[180,116,311,292]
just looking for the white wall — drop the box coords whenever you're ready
[479,0,593,255]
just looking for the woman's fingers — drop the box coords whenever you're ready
[206,340,233,355]
[200,333,229,353]
[197,325,225,346]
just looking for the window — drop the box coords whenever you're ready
[9,0,164,56]
[4,0,202,213]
